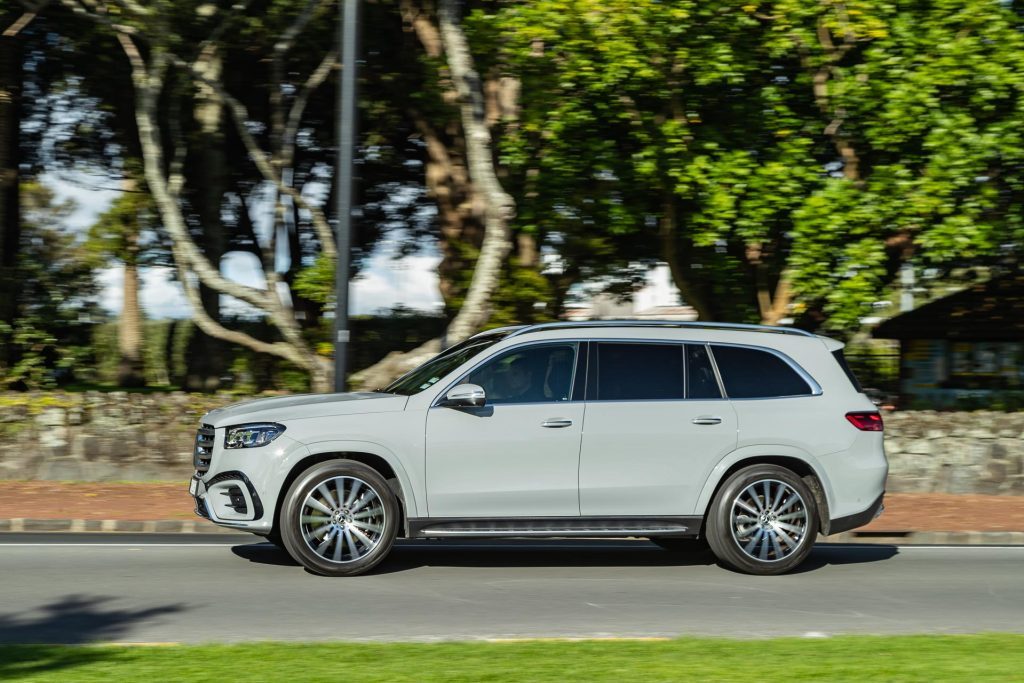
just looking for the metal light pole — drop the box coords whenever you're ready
[333,0,359,392]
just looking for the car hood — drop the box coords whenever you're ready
[202,392,408,428]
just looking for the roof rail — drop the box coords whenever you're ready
[505,320,817,339]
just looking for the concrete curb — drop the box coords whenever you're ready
[0,518,246,534]
[0,519,1022,544]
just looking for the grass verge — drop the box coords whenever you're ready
[1,635,1021,682]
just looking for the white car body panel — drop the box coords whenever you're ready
[578,399,738,516]
[190,323,888,541]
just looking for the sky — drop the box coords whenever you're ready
[49,173,678,319]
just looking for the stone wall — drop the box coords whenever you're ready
[0,393,1022,493]
[0,392,230,482]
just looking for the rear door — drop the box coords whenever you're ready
[578,342,738,516]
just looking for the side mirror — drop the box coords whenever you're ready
[444,383,486,408]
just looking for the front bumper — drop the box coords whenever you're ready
[191,471,266,526]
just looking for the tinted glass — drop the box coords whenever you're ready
[384,334,508,395]
[686,344,722,399]
[832,349,863,393]
[596,343,684,401]
[711,345,812,398]
[464,344,577,404]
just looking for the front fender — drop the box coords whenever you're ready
[291,439,423,519]
[692,444,835,521]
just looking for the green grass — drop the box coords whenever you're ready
[1,635,1021,682]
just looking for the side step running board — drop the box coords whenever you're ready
[408,516,702,539]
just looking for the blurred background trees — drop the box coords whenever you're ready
[0,0,1021,391]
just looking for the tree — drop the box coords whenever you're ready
[86,170,162,386]
[469,0,1024,333]
[0,181,101,388]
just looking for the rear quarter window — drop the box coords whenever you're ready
[711,345,813,399]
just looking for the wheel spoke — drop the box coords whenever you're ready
[743,528,764,554]
[349,525,377,550]
[305,497,333,516]
[345,480,363,507]
[734,499,759,516]
[351,520,383,533]
[770,482,785,511]
[769,530,784,559]
[776,495,800,514]
[350,490,378,514]
[343,529,359,558]
[775,521,804,534]
[352,507,382,521]
[774,525,798,549]
[332,532,344,561]
[316,528,336,556]
[776,511,805,522]
[317,484,337,510]
[301,514,331,524]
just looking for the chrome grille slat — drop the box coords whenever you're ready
[194,423,215,473]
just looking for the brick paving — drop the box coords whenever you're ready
[0,482,1022,532]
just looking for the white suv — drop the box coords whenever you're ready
[190,321,887,576]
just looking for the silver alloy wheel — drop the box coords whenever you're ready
[299,475,386,564]
[729,478,808,563]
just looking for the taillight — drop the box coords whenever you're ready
[846,411,883,431]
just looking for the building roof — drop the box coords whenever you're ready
[873,272,1024,341]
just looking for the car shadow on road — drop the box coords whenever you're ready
[232,539,900,576]
[232,538,720,574]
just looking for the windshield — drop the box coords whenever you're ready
[383,333,510,396]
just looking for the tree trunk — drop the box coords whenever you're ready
[0,12,22,348]
[117,259,145,387]
[350,0,515,390]
[188,44,227,391]
[660,197,713,320]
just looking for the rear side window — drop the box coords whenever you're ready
[711,345,813,399]
[596,343,684,401]
[686,344,722,399]
[831,349,864,393]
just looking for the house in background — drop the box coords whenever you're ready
[873,273,1024,406]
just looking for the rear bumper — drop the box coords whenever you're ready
[828,492,885,535]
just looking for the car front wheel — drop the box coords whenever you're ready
[705,464,819,575]
[280,460,398,576]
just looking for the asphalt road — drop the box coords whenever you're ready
[1,534,1022,643]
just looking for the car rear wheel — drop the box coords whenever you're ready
[705,464,818,575]
[280,460,398,576]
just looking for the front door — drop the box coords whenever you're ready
[426,342,583,518]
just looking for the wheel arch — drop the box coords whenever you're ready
[695,448,833,536]
[273,447,415,538]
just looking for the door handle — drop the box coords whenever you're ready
[692,416,723,426]
[542,418,573,428]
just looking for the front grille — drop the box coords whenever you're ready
[194,423,215,473]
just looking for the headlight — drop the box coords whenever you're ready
[224,423,286,449]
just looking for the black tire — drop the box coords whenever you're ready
[263,527,285,550]
[650,537,709,553]
[705,464,819,575]
[280,460,398,577]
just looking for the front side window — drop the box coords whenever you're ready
[384,334,509,396]
[462,344,578,405]
[711,345,813,398]
[595,342,684,401]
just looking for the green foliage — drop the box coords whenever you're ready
[0,183,102,389]
[292,254,336,305]
[471,0,1024,333]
